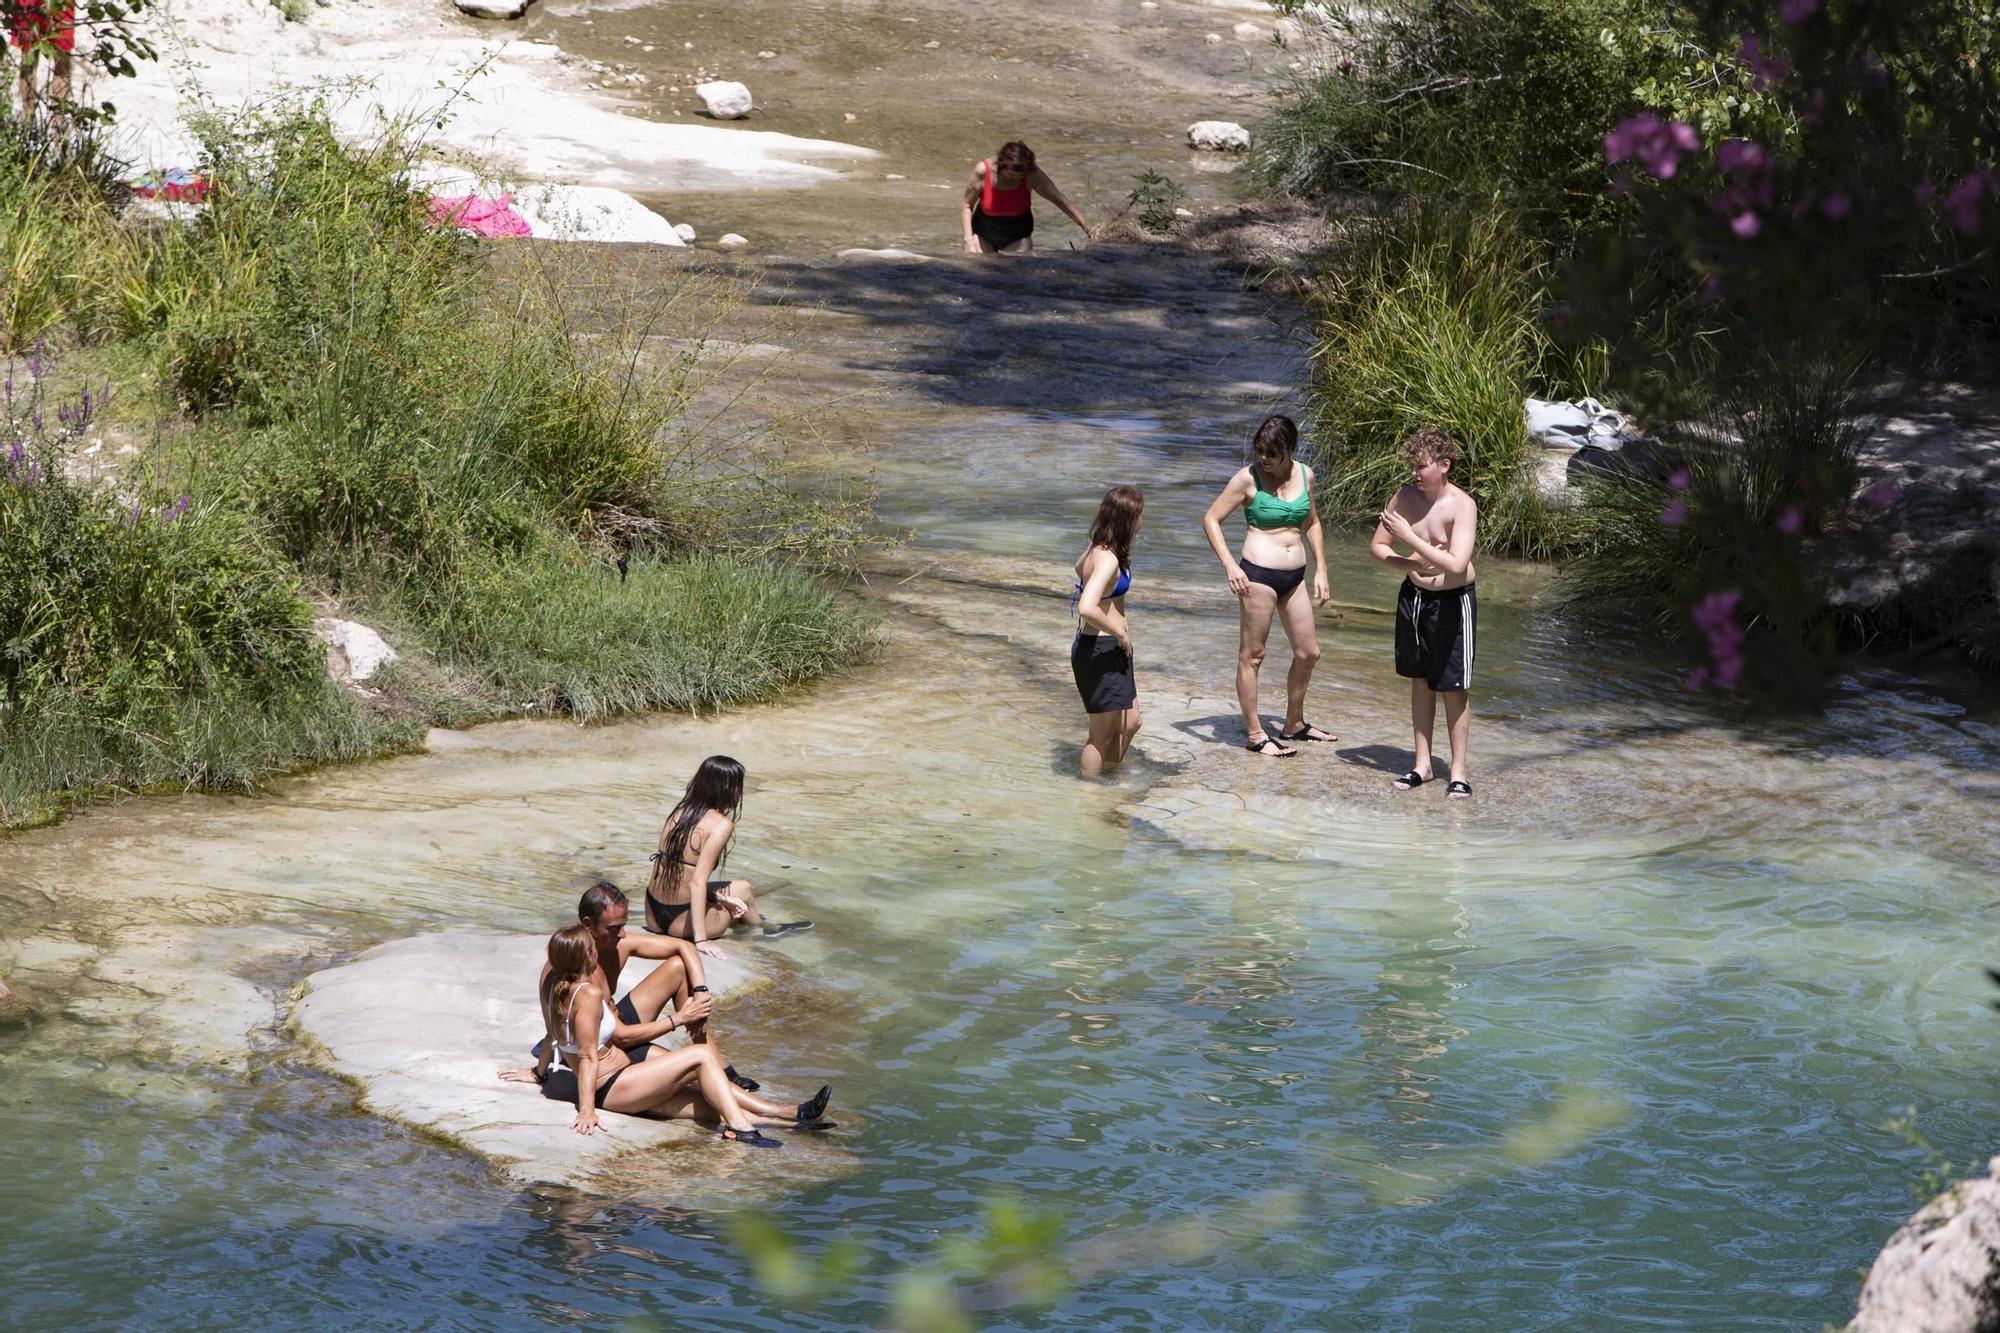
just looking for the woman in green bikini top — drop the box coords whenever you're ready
[1198,414,1335,758]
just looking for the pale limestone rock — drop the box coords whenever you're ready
[292,930,764,1185]
[673,222,697,242]
[314,618,398,683]
[454,0,531,19]
[717,232,749,247]
[1188,120,1252,151]
[837,247,932,261]
[696,80,753,119]
[1851,1156,2000,1333]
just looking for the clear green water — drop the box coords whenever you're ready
[7,3,2000,1322]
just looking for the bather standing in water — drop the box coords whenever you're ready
[500,925,827,1146]
[960,140,1093,255]
[1071,485,1144,778]
[1200,414,1335,758]
[645,756,811,956]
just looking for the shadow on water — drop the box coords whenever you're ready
[740,251,1304,412]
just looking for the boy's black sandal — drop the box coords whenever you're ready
[1392,770,1427,789]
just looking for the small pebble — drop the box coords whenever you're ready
[844,112,856,121]
[683,40,693,49]
[1205,32,1222,44]
[757,49,775,58]
[923,39,939,48]
[885,173,906,180]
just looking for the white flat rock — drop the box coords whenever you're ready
[293,929,764,1185]
[836,247,932,261]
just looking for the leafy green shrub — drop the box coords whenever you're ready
[1306,204,1573,556]
[0,111,127,350]
[1561,360,1869,688]
[1126,170,1190,234]
[1260,0,1653,238]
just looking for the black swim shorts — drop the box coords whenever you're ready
[971,205,1034,250]
[1071,632,1136,714]
[1394,579,1476,692]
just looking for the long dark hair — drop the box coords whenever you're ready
[1251,414,1298,487]
[650,755,746,891]
[1088,485,1144,570]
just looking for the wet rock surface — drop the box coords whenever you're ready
[1851,1156,2000,1333]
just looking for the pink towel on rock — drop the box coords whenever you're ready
[426,193,533,238]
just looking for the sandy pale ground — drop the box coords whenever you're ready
[100,0,876,204]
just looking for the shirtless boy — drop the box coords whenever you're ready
[1369,427,1479,799]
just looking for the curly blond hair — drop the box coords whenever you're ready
[1400,426,1463,470]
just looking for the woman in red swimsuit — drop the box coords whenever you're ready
[960,140,1093,255]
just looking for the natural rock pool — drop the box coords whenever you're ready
[7,3,2000,1327]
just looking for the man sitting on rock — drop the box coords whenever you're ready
[537,880,764,1093]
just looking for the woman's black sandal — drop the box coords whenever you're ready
[1447,779,1473,800]
[725,1064,761,1092]
[719,1126,784,1148]
[1278,722,1337,743]
[796,1084,832,1124]
[1245,735,1298,758]
[1392,770,1427,789]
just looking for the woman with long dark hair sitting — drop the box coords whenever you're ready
[501,925,830,1147]
[1071,485,1145,778]
[645,756,810,958]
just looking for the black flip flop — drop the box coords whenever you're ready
[1278,722,1338,743]
[1392,770,1427,790]
[1447,779,1473,800]
[1245,735,1298,758]
[718,1126,784,1149]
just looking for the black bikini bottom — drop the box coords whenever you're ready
[1241,558,1305,597]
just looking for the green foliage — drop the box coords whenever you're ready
[413,553,875,721]
[0,111,126,351]
[1125,170,1190,234]
[1307,204,1573,556]
[1260,0,1655,238]
[1561,359,1869,685]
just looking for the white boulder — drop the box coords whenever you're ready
[1852,1156,2000,1332]
[837,247,932,262]
[673,222,697,242]
[453,0,532,18]
[293,931,766,1187]
[1188,120,1253,151]
[717,232,749,247]
[314,618,398,683]
[695,80,754,119]
[1234,20,1265,37]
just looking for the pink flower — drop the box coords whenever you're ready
[1717,140,1769,174]
[1821,192,1852,221]
[1604,113,1700,180]
[1777,505,1803,534]
[1738,35,1788,91]
[1691,590,1747,689]
[1668,468,1692,491]
[1699,273,1724,303]
[1779,0,1819,23]
[1730,211,1762,239]
[1660,499,1688,528]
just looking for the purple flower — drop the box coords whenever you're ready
[1779,0,1819,23]
[1821,192,1852,221]
[1730,211,1762,238]
[1604,113,1700,181]
[1862,480,1900,509]
[162,494,192,522]
[1914,178,1936,206]
[1941,169,1995,235]
[1691,589,1746,689]
[1738,35,1788,91]
[1777,505,1803,534]
[1668,468,1692,491]
[1699,273,1724,303]
[1717,139,1769,174]
[1660,499,1688,528]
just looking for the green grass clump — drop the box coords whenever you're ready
[417,553,874,721]
[1306,205,1577,557]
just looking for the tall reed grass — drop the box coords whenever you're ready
[1306,205,1579,557]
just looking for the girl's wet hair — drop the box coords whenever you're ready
[653,755,746,883]
[995,140,1036,173]
[1089,485,1144,570]
[541,924,598,1037]
[1252,414,1298,459]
